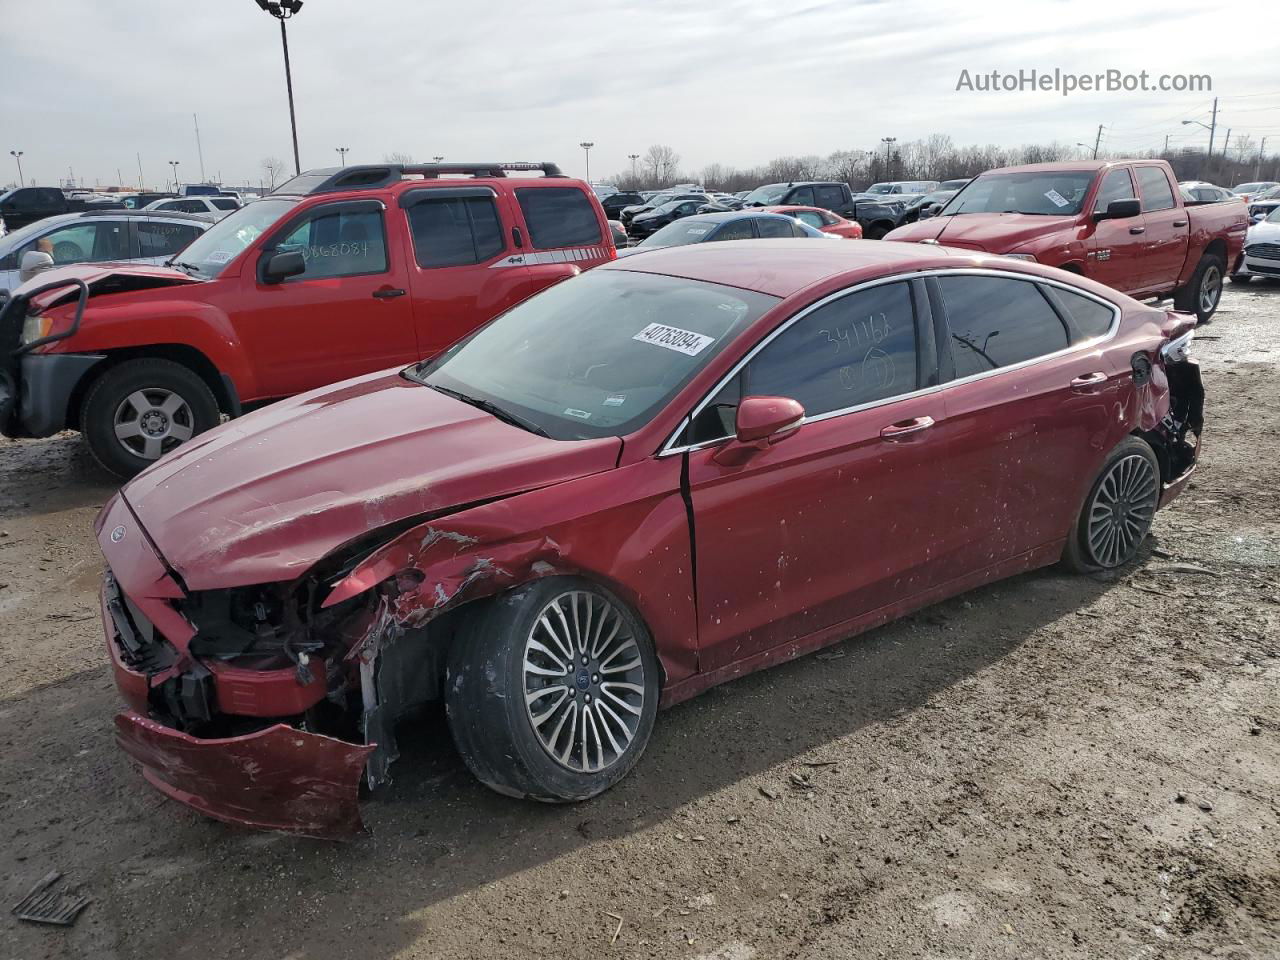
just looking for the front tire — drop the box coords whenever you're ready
[446,577,660,802]
[1062,437,1161,573]
[81,358,220,478]
[1173,253,1225,324]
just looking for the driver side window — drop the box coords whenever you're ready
[1092,169,1136,214]
[274,209,388,280]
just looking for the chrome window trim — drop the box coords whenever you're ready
[657,266,1122,457]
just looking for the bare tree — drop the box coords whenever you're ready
[643,145,680,185]
[384,151,415,164]
[261,156,285,189]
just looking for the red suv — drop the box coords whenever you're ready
[0,162,613,476]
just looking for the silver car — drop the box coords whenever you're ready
[0,210,213,292]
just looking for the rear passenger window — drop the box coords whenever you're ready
[938,276,1068,378]
[137,220,203,257]
[745,281,919,416]
[407,196,505,267]
[789,186,815,206]
[756,218,793,238]
[275,208,388,279]
[1046,286,1115,341]
[814,185,844,209]
[515,187,602,248]
[1135,167,1176,212]
[710,219,754,242]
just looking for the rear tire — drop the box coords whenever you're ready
[81,358,220,478]
[445,577,659,802]
[1173,253,1225,324]
[1062,437,1161,574]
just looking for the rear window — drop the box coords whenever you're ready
[938,275,1069,378]
[1046,286,1116,342]
[515,187,602,249]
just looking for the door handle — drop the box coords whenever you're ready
[879,415,934,441]
[372,288,406,299]
[512,226,524,249]
[1128,226,1145,235]
[1172,220,1187,228]
[1070,372,1108,391]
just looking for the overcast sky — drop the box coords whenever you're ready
[3,0,1277,190]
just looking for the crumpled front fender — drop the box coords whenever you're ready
[115,711,374,840]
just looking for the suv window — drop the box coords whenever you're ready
[1135,167,1176,212]
[210,197,238,211]
[1092,169,1136,214]
[407,195,505,267]
[745,281,919,417]
[137,220,203,258]
[756,217,794,239]
[162,199,207,213]
[789,186,815,206]
[938,275,1068,378]
[515,187,602,248]
[22,220,129,264]
[1045,286,1115,341]
[276,208,388,279]
[814,185,844,209]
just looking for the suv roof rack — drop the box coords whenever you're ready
[273,162,566,196]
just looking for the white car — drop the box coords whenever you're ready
[0,210,213,292]
[1231,205,1280,284]
[144,196,240,219]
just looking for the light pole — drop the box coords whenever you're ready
[255,0,304,175]
[336,147,349,165]
[881,137,896,174]
[433,155,444,163]
[579,141,594,184]
[9,150,23,187]
[628,153,639,181]
[169,160,180,192]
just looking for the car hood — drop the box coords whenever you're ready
[119,369,622,590]
[17,260,198,304]
[633,211,667,224]
[885,212,1077,250]
[1246,221,1280,244]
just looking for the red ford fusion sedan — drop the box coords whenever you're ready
[96,240,1204,838]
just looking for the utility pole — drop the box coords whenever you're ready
[9,150,23,187]
[193,113,206,182]
[1163,134,1169,154]
[1091,124,1103,160]
[1220,128,1231,160]
[136,152,144,189]
[1207,97,1218,159]
[1256,137,1269,180]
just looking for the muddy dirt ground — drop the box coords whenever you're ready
[1,284,1278,960]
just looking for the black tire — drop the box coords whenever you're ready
[1062,436,1161,574]
[1173,252,1226,324]
[80,358,220,478]
[865,221,894,240]
[1228,273,1251,285]
[445,577,660,802]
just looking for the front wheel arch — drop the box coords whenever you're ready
[66,343,234,430]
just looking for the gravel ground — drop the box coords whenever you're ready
[1,283,1277,960]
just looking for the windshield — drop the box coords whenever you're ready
[865,183,897,194]
[742,184,789,205]
[1233,183,1268,194]
[639,219,718,247]
[411,270,776,440]
[168,198,298,277]
[1267,207,1280,224]
[943,171,1093,216]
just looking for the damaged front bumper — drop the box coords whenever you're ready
[115,711,373,839]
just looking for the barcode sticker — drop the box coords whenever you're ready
[633,323,715,356]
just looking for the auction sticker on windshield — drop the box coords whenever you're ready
[1044,189,1070,208]
[633,323,715,356]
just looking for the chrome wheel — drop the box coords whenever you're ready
[522,590,646,773]
[1199,263,1222,314]
[1086,454,1159,567]
[112,388,194,460]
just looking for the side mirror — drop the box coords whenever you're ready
[19,250,55,281]
[1095,198,1141,221]
[713,396,804,465]
[262,250,306,283]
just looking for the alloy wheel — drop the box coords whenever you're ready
[522,590,646,773]
[1086,454,1159,567]
[1199,264,1222,315]
[113,388,195,460]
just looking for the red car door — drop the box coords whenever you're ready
[683,279,954,673]
[1133,165,1190,291]
[929,272,1119,572]
[399,187,535,360]
[1086,168,1147,295]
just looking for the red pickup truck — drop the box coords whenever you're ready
[0,162,613,476]
[884,160,1247,323]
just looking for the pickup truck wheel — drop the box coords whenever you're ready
[1173,253,1225,323]
[81,359,220,478]
[446,577,659,802]
[1062,437,1161,574]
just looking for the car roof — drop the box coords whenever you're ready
[686,211,794,223]
[601,238,977,297]
[268,162,573,198]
